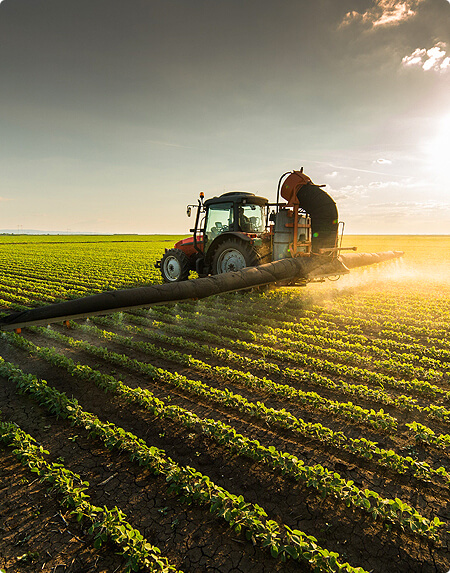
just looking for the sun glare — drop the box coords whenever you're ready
[424,114,450,186]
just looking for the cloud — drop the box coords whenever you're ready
[368,180,400,188]
[341,0,422,28]
[402,42,450,72]
[307,160,404,178]
[369,200,450,216]
[330,176,423,201]
[330,185,369,200]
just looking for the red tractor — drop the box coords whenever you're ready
[0,168,403,333]
[156,169,340,283]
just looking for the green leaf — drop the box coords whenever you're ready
[285,546,299,560]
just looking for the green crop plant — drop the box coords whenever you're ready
[0,418,178,573]
[0,355,372,573]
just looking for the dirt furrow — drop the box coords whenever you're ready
[0,370,307,573]
[1,337,449,572]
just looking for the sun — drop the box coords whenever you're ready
[423,113,450,186]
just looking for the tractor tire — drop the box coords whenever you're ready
[160,249,191,283]
[212,239,259,275]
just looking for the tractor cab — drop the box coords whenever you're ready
[203,192,268,251]
[156,191,270,282]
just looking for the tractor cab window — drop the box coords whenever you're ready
[205,202,234,242]
[238,204,265,233]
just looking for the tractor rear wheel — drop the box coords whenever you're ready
[161,249,191,282]
[212,239,259,274]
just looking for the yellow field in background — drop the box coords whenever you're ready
[342,235,450,268]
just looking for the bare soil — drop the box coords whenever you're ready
[1,308,450,573]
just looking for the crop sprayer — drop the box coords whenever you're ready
[0,169,403,332]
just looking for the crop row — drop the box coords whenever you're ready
[145,302,450,363]
[229,305,449,367]
[14,325,450,486]
[0,290,41,307]
[0,275,89,300]
[2,330,442,540]
[93,315,428,417]
[319,299,447,328]
[0,419,178,573]
[89,315,450,456]
[0,268,106,294]
[0,354,368,573]
[76,319,398,432]
[304,310,448,341]
[164,306,448,380]
[183,295,449,350]
[242,291,448,338]
[0,241,164,293]
[318,308,449,338]
[123,312,450,412]
[284,292,448,330]
[148,303,449,373]
[406,422,450,450]
[0,281,61,305]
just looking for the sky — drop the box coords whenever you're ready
[0,0,449,235]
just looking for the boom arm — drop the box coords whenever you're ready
[0,250,403,331]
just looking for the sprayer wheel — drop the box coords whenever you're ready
[212,239,259,275]
[160,249,191,282]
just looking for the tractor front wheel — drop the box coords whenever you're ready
[160,249,191,282]
[212,239,259,274]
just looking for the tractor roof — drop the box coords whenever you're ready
[204,191,268,208]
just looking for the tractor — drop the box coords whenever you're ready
[0,168,404,333]
[156,169,341,283]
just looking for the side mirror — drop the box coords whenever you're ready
[187,206,192,217]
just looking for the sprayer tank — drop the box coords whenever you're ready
[273,208,311,260]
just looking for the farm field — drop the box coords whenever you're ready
[0,234,449,573]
